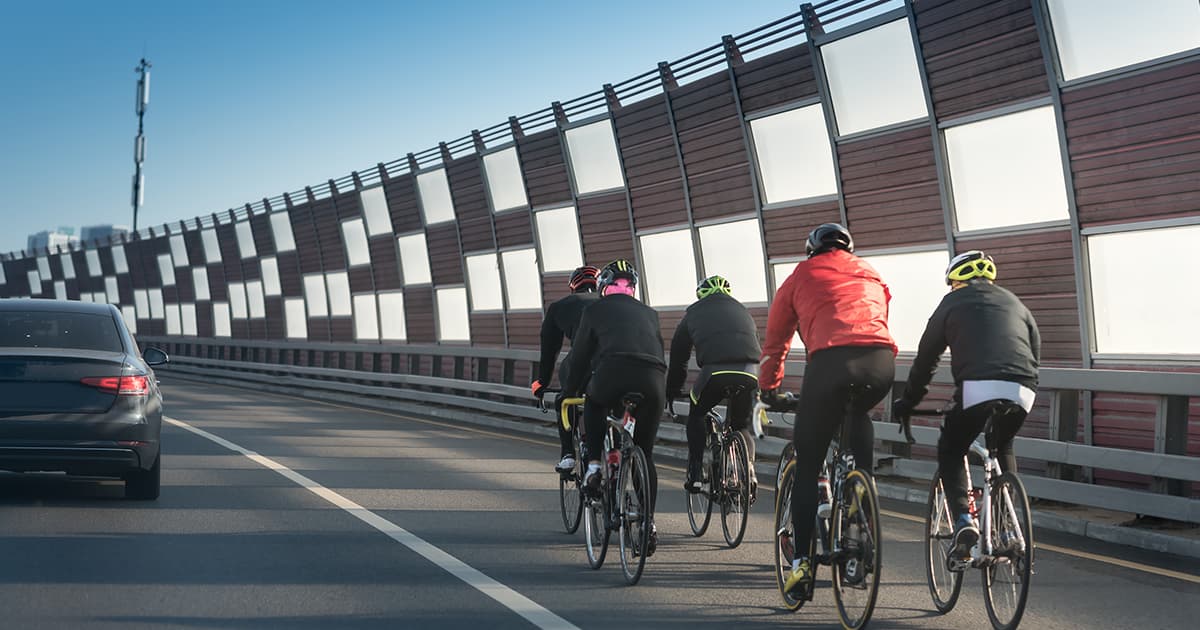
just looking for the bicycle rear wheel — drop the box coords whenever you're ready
[560,441,584,533]
[924,472,963,613]
[720,431,752,548]
[983,472,1033,630]
[773,458,815,611]
[618,446,652,585]
[686,436,714,536]
[583,487,610,569]
[831,469,882,630]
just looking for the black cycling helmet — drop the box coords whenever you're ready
[597,259,638,294]
[805,223,854,258]
[945,250,997,285]
[568,265,600,292]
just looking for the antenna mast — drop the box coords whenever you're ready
[131,58,151,232]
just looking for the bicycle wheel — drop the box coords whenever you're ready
[983,472,1033,630]
[618,445,652,585]
[686,434,714,537]
[775,441,795,490]
[831,469,882,630]
[773,458,815,611]
[924,472,963,613]
[720,431,752,548]
[559,454,584,534]
[583,474,610,569]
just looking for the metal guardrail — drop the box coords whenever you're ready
[141,335,1200,523]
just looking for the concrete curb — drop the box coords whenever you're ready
[163,371,1200,560]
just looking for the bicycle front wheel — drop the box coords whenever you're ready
[559,452,584,533]
[618,445,652,585]
[983,472,1033,630]
[831,468,882,630]
[925,471,963,613]
[720,431,752,548]
[686,437,714,537]
[583,484,610,569]
[773,457,815,611]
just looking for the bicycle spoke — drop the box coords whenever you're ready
[925,473,963,613]
[832,470,881,630]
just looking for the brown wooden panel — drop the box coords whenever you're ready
[458,216,495,253]
[517,129,572,207]
[494,211,534,248]
[734,43,818,115]
[330,318,354,342]
[307,318,331,342]
[277,251,303,298]
[264,298,285,339]
[672,73,755,223]
[249,213,275,257]
[426,224,463,285]
[447,155,490,221]
[383,174,423,233]
[289,202,322,274]
[762,200,842,259]
[311,197,346,270]
[349,267,373,294]
[369,237,402,290]
[541,273,569,311]
[506,311,542,348]
[658,309,686,355]
[403,286,436,343]
[334,188,363,221]
[614,94,689,230]
[838,127,944,249]
[577,191,634,265]
[470,312,505,347]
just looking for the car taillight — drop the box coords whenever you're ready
[80,375,150,396]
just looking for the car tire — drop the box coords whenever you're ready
[125,455,161,500]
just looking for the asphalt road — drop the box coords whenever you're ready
[0,377,1195,629]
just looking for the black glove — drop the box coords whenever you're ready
[891,397,914,421]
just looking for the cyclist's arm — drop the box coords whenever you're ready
[562,310,596,396]
[536,303,564,385]
[902,302,949,405]
[1026,306,1041,368]
[665,315,692,395]
[759,276,799,391]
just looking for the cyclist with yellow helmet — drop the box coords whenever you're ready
[892,250,1041,557]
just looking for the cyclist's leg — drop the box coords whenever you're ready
[719,372,759,472]
[631,369,666,517]
[989,406,1027,477]
[938,399,989,520]
[790,352,844,560]
[842,346,895,472]
[555,359,576,462]
[686,367,719,484]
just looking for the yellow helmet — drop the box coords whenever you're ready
[946,250,996,285]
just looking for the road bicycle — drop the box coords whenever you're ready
[539,391,586,534]
[773,385,883,630]
[675,385,754,548]
[901,402,1034,630]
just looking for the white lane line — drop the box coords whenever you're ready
[165,416,579,630]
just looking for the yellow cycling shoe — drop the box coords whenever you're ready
[784,558,813,594]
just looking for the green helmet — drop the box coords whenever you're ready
[696,275,732,299]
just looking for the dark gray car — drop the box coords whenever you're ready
[0,299,166,499]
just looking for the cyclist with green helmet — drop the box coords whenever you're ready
[666,275,762,496]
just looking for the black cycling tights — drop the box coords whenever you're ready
[791,345,894,558]
[938,400,1025,520]
[686,369,758,469]
[583,360,665,518]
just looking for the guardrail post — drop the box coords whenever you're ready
[1047,389,1082,482]
[1155,395,1190,497]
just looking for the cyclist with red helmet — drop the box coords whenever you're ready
[531,265,600,473]
[759,223,897,595]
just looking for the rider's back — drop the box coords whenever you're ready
[680,293,760,366]
[547,292,599,342]
[927,282,1039,388]
[780,249,895,353]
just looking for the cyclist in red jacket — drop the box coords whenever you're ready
[759,223,897,595]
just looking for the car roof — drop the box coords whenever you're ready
[0,299,118,316]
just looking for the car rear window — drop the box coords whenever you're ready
[0,311,124,352]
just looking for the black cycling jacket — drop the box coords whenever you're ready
[666,293,761,394]
[901,281,1041,406]
[536,291,599,385]
[563,294,666,397]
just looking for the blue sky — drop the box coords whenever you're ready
[0,0,803,254]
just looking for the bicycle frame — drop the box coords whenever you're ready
[956,437,1026,569]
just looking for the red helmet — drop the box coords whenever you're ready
[568,265,600,292]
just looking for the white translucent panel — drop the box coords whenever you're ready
[639,229,698,307]
[157,254,176,286]
[465,252,504,311]
[0,264,5,285]
[170,235,189,267]
[483,147,529,211]
[326,271,352,317]
[822,19,927,135]
[564,119,625,194]
[360,186,393,236]
[378,291,407,341]
[750,105,838,204]
[246,280,266,319]
[945,107,1069,232]
[534,206,584,272]
[86,250,102,277]
[60,253,75,280]
[1089,225,1200,355]
[698,219,769,303]
[54,280,66,301]
[235,221,257,259]
[397,232,432,285]
[201,228,222,264]
[213,303,232,337]
[181,304,197,336]
[284,298,308,339]
[1048,0,1200,81]
[121,306,137,333]
[303,274,328,317]
[149,289,164,319]
[93,292,107,304]
[860,250,948,353]
[771,262,805,349]
[134,290,149,318]
[27,270,41,294]
[229,282,248,319]
[416,168,456,225]
[192,267,211,301]
[270,212,296,252]
[341,218,371,267]
[353,293,380,341]
[36,256,50,279]
[436,287,471,341]
[501,248,542,310]
[166,304,182,335]
[111,245,128,274]
[80,293,94,303]
[105,277,119,304]
[260,257,281,296]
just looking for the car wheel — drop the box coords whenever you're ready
[125,455,161,500]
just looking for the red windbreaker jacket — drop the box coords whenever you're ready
[759,249,897,390]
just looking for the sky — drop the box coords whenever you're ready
[0,0,806,255]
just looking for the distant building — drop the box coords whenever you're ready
[26,229,78,253]
[80,224,130,246]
